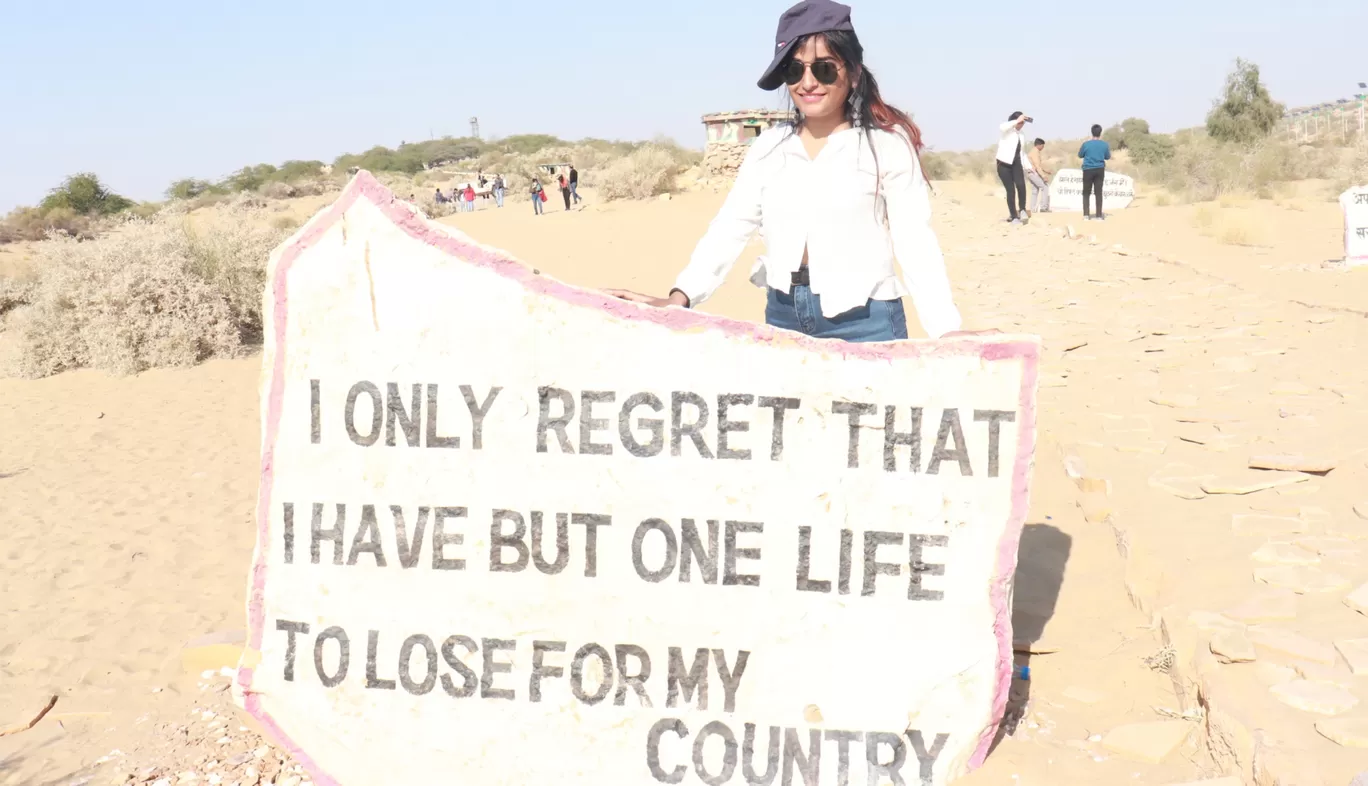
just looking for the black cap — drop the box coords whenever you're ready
[757,0,855,91]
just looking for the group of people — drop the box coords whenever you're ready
[996,113,1113,223]
[529,166,581,216]
[435,173,507,213]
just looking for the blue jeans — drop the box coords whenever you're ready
[571,182,581,203]
[765,286,908,342]
[494,188,504,208]
[532,194,543,215]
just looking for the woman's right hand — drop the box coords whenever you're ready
[604,289,689,308]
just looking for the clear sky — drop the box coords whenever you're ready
[3,0,1365,212]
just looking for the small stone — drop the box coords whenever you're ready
[253,747,268,759]
[1335,639,1368,676]
[1203,471,1309,495]
[1293,661,1354,687]
[1255,662,1298,685]
[1231,513,1306,536]
[1253,565,1350,594]
[1270,680,1359,715]
[1150,463,1214,500]
[1328,517,1368,541]
[1346,583,1368,616]
[1248,454,1337,473]
[1210,629,1256,663]
[1250,541,1320,565]
[1225,590,1297,622]
[1293,535,1356,556]
[1149,394,1199,409]
[1188,611,1243,632]
[1315,717,1368,748]
[1100,721,1192,763]
[1114,439,1168,455]
[1248,627,1338,664]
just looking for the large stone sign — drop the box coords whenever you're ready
[1339,186,1368,266]
[1048,169,1136,212]
[236,171,1040,786]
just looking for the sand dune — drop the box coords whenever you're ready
[2,179,1366,785]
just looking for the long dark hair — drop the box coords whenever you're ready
[782,29,925,164]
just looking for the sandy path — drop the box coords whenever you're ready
[7,179,1366,784]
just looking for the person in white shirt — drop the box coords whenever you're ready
[995,111,1033,224]
[609,0,985,342]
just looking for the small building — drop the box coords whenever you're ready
[702,109,794,146]
[700,109,795,179]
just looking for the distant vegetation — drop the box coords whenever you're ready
[0,133,702,246]
[0,173,151,244]
[933,58,1361,202]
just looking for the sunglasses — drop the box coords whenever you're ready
[781,58,841,86]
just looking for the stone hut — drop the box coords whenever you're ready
[701,109,794,179]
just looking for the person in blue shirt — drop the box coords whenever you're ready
[1078,125,1111,220]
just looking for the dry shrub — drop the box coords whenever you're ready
[1,206,94,242]
[258,181,297,200]
[9,208,288,377]
[595,145,678,201]
[1330,143,1368,195]
[1152,191,1173,207]
[0,276,34,317]
[1193,205,1216,229]
[1217,216,1262,246]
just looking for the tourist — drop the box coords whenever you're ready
[464,183,477,212]
[530,178,545,216]
[1026,138,1051,214]
[607,0,987,342]
[569,165,582,204]
[493,175,505,208]
[1079,124,1111,220]
[434,188,448,205]
[558,173,572,211]
[995,111,1032,225]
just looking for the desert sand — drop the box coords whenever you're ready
[2,178,1367,785]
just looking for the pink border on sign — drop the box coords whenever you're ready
[238,171,1038,783]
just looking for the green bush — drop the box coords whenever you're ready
[167,178,219,200]
[39,173,133,216]
[1207,58,1284,145]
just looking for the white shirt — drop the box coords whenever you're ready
[995,120,1033,171]
[673,125,963,339]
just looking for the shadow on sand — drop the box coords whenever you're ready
[990,521,1073,755]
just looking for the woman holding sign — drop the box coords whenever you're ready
[607,0,988,342]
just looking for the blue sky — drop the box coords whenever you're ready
[2,0,1365,212]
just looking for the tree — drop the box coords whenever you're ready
[166,178,217,200]
[39,173,134,216]
[1206,58,1284,145]
[1103,117,1152,150]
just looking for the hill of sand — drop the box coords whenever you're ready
[2,180,1367,786]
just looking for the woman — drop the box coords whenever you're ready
[464,183,477,212]
[607,0,981,342]
[530,178,545,216]
[558,173,572,211]
[995,112,1032,224]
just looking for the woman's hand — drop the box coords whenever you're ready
[941,328,1003,338]
[604,289,689,308]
